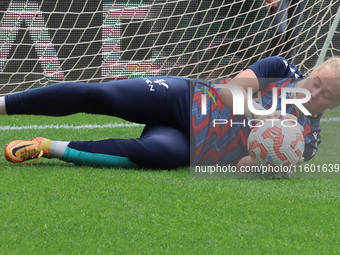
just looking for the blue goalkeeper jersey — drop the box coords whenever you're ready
[191,57,321,165]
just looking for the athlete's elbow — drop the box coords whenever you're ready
[219,88,233,110]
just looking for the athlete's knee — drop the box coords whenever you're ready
[150,135,190,169]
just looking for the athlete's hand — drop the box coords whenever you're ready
[246,103,304,133]
[297,156,305,165]
[245,102,282,121]
[245,100,268,120]
[267,112,305,133]
[280,113,304,133]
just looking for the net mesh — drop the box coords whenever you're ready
[0,0,339,95]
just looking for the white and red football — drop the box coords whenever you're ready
[247,117,304,167]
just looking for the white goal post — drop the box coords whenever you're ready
[0,0,339,95]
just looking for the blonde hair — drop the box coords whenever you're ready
[314,57,340,79]
[315,57,340,104]
[291,57,340,116]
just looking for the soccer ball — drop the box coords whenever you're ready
[247,117,304,167]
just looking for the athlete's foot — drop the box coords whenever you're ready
[5,137,51,164]
[30,137,52,158]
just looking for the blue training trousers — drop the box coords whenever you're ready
[5,76,191,169]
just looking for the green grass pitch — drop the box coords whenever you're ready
[0,108,340,254]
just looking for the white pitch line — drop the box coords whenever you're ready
[320,117,340,122]
[0,123,144,131]
[0,117,338,131]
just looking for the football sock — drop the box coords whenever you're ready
[40,139,52,158]
[0,96,6,114]
[62,146,139,168]
[50,141,70,159]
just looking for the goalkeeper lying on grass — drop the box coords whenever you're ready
[1,57,340,172]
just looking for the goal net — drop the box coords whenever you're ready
[0,0,339,95]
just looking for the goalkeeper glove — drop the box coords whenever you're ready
[245,100,304,132]
[245,100,269,120]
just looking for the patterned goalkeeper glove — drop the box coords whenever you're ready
[245,100,305,133]
[244,100,269,120]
